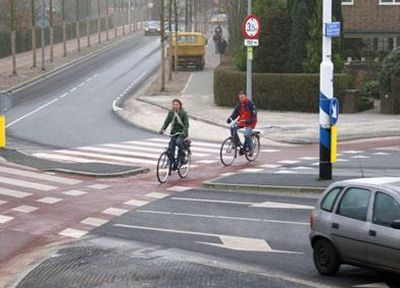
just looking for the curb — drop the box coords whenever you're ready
[5,33,140,93]
[47,167,150,178]
[202,178,325,194]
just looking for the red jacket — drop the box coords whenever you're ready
[230,98,257,129]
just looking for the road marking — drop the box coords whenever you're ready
[0,188,32,198]
[0,176,57,191]
[78,82,86,87]
[167,186,192,192]
[88,184,110,190]
[0,166,81,185]
[114,223,303,254]
[335,159,349,162]
[372,152,391,156]
[69,87,78,93]
[353,283,389,288]
[195,160,219,164]
[124,140,218,154]
[220,172,235,177]
[351,155,371,159]
[239,168,264,173]
[0,215,14,224]
[258,164,282,169]
[124,199,149,207]
[298,156,318,161]
[59,92,69,99]
[274,170,297,174]
[78,146,162,160]
[58,228,87,239]
[181,73,193,95]
[6,98,59,128]
[102,207,128,216]
[62,190,87,196]
[81,217,109,227]
[0,200,7,205]
[170,197,314,210]
[146,192,169,199]
[278,160,300,165]
[137,210,308,226]
[291,166,314,170]
[37,197,63,204]
[343,150,364,154]
[12,205,38,213]
[149,138,221,149]
[261,149,280,153]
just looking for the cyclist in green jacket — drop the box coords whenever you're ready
[160,99,189,170]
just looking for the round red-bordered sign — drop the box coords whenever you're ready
[242,14,261,39]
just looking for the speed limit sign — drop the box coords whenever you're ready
[242,14,261,40]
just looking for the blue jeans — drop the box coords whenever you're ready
[168,135,185,166]
[230,124,253,152]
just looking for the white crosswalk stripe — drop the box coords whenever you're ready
[32,137,224,167]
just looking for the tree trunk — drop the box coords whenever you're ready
[160,0,166,92]
[32,0,37,67]
[11,0,16,75]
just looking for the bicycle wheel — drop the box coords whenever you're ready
[245,135,260,162]
[178,151,191,178]
[220,137,237,166]
[157,152,171,184]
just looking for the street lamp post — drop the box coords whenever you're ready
[319,0,334,180]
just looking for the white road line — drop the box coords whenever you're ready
[0,200,7,205]
[291,166,315,170]
[278,160,300,165]
[149,138,221,149]
[59,92,69,99]
[239,168,264,173]
[0,176,57,191]
[62,190,87,196]
[195,160,219,164]
[343,150,364,154]
[124,140,218,154]
[69,87,78,92]
[146,192,169,199]
[53,150,157,165]
[138,210,308,226]
[261,149,280,153]
[78,146,161,160]
[12,205,38,213]
[0,166,81,185]
[102,208,128,216]
[58,228,88,238]
[274,170,297,174]
[351,155,371,159]
[0,188,32,198]
[167,186,192,192]
[220,172,235,177]
[81,217,109,227]
[336,159,349,162]
[298,157,319,161]
[0,215,14,224]
[259,164,282,169]
[78,82,86,87]
[33,153,95,163]
[124,199,150,207]
[372,152,391,156]
[181,73,193,95]
[88,184,110,190]
[6,98,59,128]
[37,197,63,204]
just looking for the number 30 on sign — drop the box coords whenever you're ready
[242,14,261,40]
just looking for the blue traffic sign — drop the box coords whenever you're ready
[325,22,341,38]
[329,98,339,125]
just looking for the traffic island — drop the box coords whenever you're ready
[0,149,148,177]
[203,173,356,194]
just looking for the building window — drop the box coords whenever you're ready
[379,0,400,5]
[342,0,354,4]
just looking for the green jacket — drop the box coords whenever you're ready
[161,109,189,138]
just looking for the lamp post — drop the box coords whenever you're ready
[246,0,252,101]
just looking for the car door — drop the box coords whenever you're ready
[330,187,372,263]
[367,191,400,270]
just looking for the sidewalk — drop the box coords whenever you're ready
[119,35,400,145]
[0,24,142,90]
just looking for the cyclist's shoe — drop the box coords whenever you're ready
[248,149,254,157]
[239,148,245,155]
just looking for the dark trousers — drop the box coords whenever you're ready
[168,135,185,166]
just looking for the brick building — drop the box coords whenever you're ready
[342,0,400,60]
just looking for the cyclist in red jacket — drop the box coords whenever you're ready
[227,91,257,156]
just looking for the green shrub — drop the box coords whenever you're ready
[214,66,350,112]
[361,80,380,99]
[380,48,400,93]
[391,76,400,114]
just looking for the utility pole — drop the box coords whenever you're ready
[160,0,166,92]
[246,0,252,100]
[10,0,16,75]
[31,0,37,67]
[41,0,46,71]
[319,0,334,180]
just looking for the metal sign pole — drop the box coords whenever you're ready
[319,0,334,180]
[247,0,252,100]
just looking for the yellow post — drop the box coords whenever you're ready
[331,125,337,163]
[0,115,6,148]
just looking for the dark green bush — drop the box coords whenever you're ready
[380,48,400,93]
[391,76,400,114]
[214,66,350,112]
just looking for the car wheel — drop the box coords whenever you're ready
[313,239,340,276]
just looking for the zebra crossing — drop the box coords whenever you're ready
[31,137,225,167]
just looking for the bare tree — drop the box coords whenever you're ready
[160,0,166,91]
[62,0,67,57]
[11,0,16,75]
[77,0,81,52]
[31,0,37,67]
[50,0,54,62]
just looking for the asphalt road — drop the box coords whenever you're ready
[6,35,160,149]
[92,188,400,288]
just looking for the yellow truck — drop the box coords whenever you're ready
[168,32,207,71]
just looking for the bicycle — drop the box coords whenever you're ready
[220,118,261,166]
[156,132,192,184]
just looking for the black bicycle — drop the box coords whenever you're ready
[220,118,261,166]
[156,132,192,184]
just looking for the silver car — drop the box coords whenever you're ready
[310,177,400,276]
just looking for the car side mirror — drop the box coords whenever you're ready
[391,220,400,229]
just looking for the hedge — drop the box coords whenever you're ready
[381,76,400,114]
[214,66,350,113]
